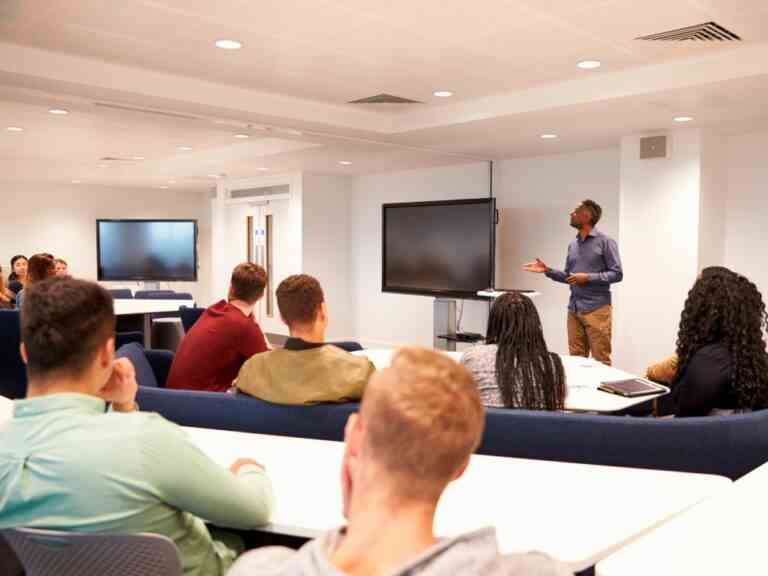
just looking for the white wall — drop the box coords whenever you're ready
[348,149,621,351]
[0,182,212,303]
[725,130,768,300]
[302,173,353,339]
[616,130,703,373]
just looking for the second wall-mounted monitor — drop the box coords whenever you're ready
[382,198,495,299]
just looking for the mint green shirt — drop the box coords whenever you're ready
[0,394,273,576]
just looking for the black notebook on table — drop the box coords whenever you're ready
[598,378,667,397]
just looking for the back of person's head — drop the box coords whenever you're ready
[580,199,602,226]
[26,254,56,284]
[21,278,115,380]
[485,292,566,410]
[700,265,735,279]
[677,270,768,410]
[9,255,27,281]
[360,347,484,502]
[229,263,267,304]
[54,258,68,276]
[276,274,324,328]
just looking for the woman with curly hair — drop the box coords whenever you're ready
[658,268,768,416]
[461,291,566,410]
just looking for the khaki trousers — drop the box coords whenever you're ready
[567,304,612,365]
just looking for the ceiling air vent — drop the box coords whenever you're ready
[348,94,422,104]
[637,22,741,41]
[99,156,137,162]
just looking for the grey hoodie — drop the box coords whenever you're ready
[228,527,572,576]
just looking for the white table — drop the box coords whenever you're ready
[184,426,730,572]
[597,461,768,576]
[355,349,668,413]
[114,299,193,348]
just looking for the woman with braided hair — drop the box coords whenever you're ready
[658,268,768,416]
[461,291,566,411]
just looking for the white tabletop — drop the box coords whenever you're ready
[355,349,668,413]
[113,299,194,316]
[184,426,730,572]
[597,461,768,576]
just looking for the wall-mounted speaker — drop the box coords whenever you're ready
[640,135,668,159]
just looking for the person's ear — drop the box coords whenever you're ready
[449,454,472,483]
[98,337,115,371]
[227,285,234,301]
[19,342,27,365]
[318,302,329,327]
[344,413,363,456]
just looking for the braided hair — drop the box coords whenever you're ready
[675,268,768,411]
[486,292,566,410]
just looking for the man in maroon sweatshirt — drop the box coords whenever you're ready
[166,263,269,392]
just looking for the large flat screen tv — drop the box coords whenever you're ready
[382,198,495,299]
[97,219,198,282]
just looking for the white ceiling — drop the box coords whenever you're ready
[0,0,767,189]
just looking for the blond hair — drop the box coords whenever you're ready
[361,347,484,500]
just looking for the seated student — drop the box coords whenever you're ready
[236,274,374,405]
[167,263,270,392]
[645,266,736,384]
[461,292,566,411]
[14,253,55,310]
[54,257,68,276]
[230,347,571,576]
[657,270,768,417]
[0,267,13,309]
[0,277,274,576]
[6,254,27,295]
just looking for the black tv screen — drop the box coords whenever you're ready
[382,198,495,298]
[97,219,198,281]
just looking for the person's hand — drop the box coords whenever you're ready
[99,358,138,412]
[567,273,590,286]
[230,458,265,474]
[522,258,548,273]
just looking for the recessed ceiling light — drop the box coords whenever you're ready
[674,116,694,123]
[168,180,177,184]
[433,90,453,98]
[48,108,69,115]
[98,164,108,168]
[6,126,23,132]
[207,174,220,179]
[577,60,601,69]
[71,180,81,184]
[131,155,145,161]
[215,39,242,50]
[541,133,558,139]
[339,160,352,165]
[177,146,193,151]
[234,133,249,139]
[256,167,269,171]
[159,185,169,189]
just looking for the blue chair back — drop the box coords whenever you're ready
[180,307,205,333]
[0,310,26,399]
[173,293,194,301]
[108,289,133,299]
[330,341,364,352]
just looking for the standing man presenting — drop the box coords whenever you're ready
[523,199,622,365]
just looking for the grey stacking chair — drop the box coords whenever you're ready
[2,528,182,576]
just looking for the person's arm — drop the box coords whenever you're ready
[672,350,730,417]
[588,238,623,285]
[646,354,679,384]
[544,253,570,284]
[141,420,273,529]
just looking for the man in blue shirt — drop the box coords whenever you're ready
[523,199,623,365]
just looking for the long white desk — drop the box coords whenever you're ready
[184,426,730,572]
[597,461,768,576]
[355,349,668,413]
[114,299,193,348]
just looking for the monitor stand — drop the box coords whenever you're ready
[143,282,163,291]
[433,299,457,352]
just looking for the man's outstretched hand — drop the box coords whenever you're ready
[522,258,548,274]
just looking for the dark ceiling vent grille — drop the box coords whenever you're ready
[348,93,422,104]
[637,21,741,41]
[99,156,136,162]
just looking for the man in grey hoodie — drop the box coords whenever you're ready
[229,347,572,576]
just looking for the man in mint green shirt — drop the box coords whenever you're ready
[0,278,274,576]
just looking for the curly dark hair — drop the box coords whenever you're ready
[486,292,566,410]
[675,269,768,410]
[580,199,602,226]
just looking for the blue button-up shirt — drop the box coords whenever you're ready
[545,229,623,314]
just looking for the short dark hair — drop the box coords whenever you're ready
[8,255,27,282]
[22,278,115,379]
[230,263,267,303]
[276,274,324,327]
[580,199,602,226]
[27,254,55,284]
